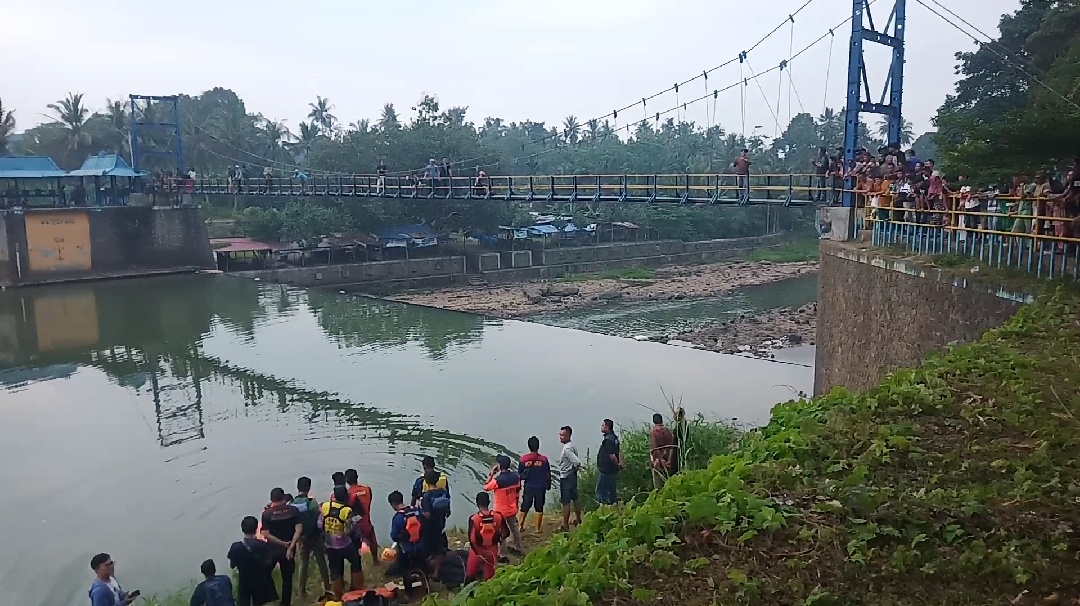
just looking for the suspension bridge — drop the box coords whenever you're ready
[132,0,916,210]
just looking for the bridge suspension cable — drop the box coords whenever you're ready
[459,10,868,174]
[400,0,831,176]
[912,0,1080,113]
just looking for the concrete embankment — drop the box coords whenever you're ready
[0,207,214,287]
[232,233,791,293]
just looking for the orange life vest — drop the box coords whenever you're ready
[400,506,422,544]
[469,511,502,548]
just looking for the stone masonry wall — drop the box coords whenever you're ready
[814,241,1029,396]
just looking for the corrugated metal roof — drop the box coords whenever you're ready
[0,155,68,179]
[67,153,144,177]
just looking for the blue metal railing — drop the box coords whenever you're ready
[867,205,1080,281]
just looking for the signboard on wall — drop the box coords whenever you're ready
[25,211,92,273]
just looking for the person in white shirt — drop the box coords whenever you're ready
[557,426,582,531]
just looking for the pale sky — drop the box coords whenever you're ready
[4,0,1018,140]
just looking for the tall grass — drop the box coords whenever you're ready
[576,407,741,510]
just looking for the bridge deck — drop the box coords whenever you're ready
[192,173,830,206]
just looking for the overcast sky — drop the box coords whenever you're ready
[4,0,1018,140]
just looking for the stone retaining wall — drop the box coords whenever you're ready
[814,241,1032,395]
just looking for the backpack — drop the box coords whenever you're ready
[292,495,320,538]
[398,508,422,545]
[439,550,469,589]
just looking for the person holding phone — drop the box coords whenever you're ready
[88,553,138,606]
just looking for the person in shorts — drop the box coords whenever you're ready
[557,426,582,531]
[517,436,551,533]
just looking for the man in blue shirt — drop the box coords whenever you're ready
[189,559,234,606]
[388,490,425,598]
[411,456,450,506]
[595,418,623,505]
[89,553,137,606]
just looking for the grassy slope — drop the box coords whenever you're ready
[441,288,1080,606]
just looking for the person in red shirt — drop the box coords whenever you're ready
[483,455,522,558]
[466,492,504,581]
[343,469,380,565]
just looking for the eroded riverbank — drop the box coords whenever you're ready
[388,260,819,319]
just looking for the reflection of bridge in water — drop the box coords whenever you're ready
[0,276,507,480]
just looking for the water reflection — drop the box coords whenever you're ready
[0,276,505,470]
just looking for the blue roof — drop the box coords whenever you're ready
[0,156,68,179]
[67,153,144,177]
[372,223,438,241]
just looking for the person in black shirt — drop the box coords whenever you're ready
[227,516,278,606]
[260,488,302,606]
[595,418,622,505]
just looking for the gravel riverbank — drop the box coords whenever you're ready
[667,303,817,356]
[387,260,819,319]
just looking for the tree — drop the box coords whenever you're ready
[307,96,337,134]
[911,131,937,162]
[0,97,14,155]
[46,92,91,151]
[563,115,581,144]
[293,122,320,163]
[875,117,914,147]
[378,103,400,131]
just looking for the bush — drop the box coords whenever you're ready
[577,412,741,510]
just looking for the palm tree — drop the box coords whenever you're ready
[585,119,600,141]
[0,97,15,155]
[378,103,400,131]
[563,115,581,144]
[307,96,336,134]
[876,117,914,147]
[292,121,320,160]
[261,118,293,160]
[347,119,370,134]
[47,92,92,151]
[816,108,843,148]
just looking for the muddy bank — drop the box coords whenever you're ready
[665,302,817,357]
[387,260,819,319]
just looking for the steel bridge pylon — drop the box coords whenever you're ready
[842,0,906,208]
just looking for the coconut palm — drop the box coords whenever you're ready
[585,119,600,141]
[292,121,320,161]
[0,97,15,155]
[876,117,914,147]
[347,119,370,134]
[378,103,400,131]
[261,118,293,160]
[46,92,91,150]
[563,115,581,144]
[307,96,336,133]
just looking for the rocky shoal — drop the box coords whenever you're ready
[388,260,819,319]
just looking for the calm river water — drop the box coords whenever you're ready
[0,275,813,605]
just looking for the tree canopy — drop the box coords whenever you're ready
[933,0,1080,182]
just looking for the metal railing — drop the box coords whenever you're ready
[190,173,832,206]
[864,195,1080,280]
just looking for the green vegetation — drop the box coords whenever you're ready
[560,267,657,283]
[577,414,742,511]
[437,289,1080,605]
[934,0,1080,181]
[740,239,820,263]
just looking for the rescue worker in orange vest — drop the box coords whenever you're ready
[343,469,380,565]
[466,491,505,581]
[483,454,522,559]
[388,490,425,597]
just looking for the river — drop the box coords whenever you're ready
[0,274,814,605]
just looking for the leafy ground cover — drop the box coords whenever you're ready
[438,288,1080,606]
[740,239,820,263]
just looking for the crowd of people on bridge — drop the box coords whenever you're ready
[841,146,1080,243]
[86,415,685,606]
